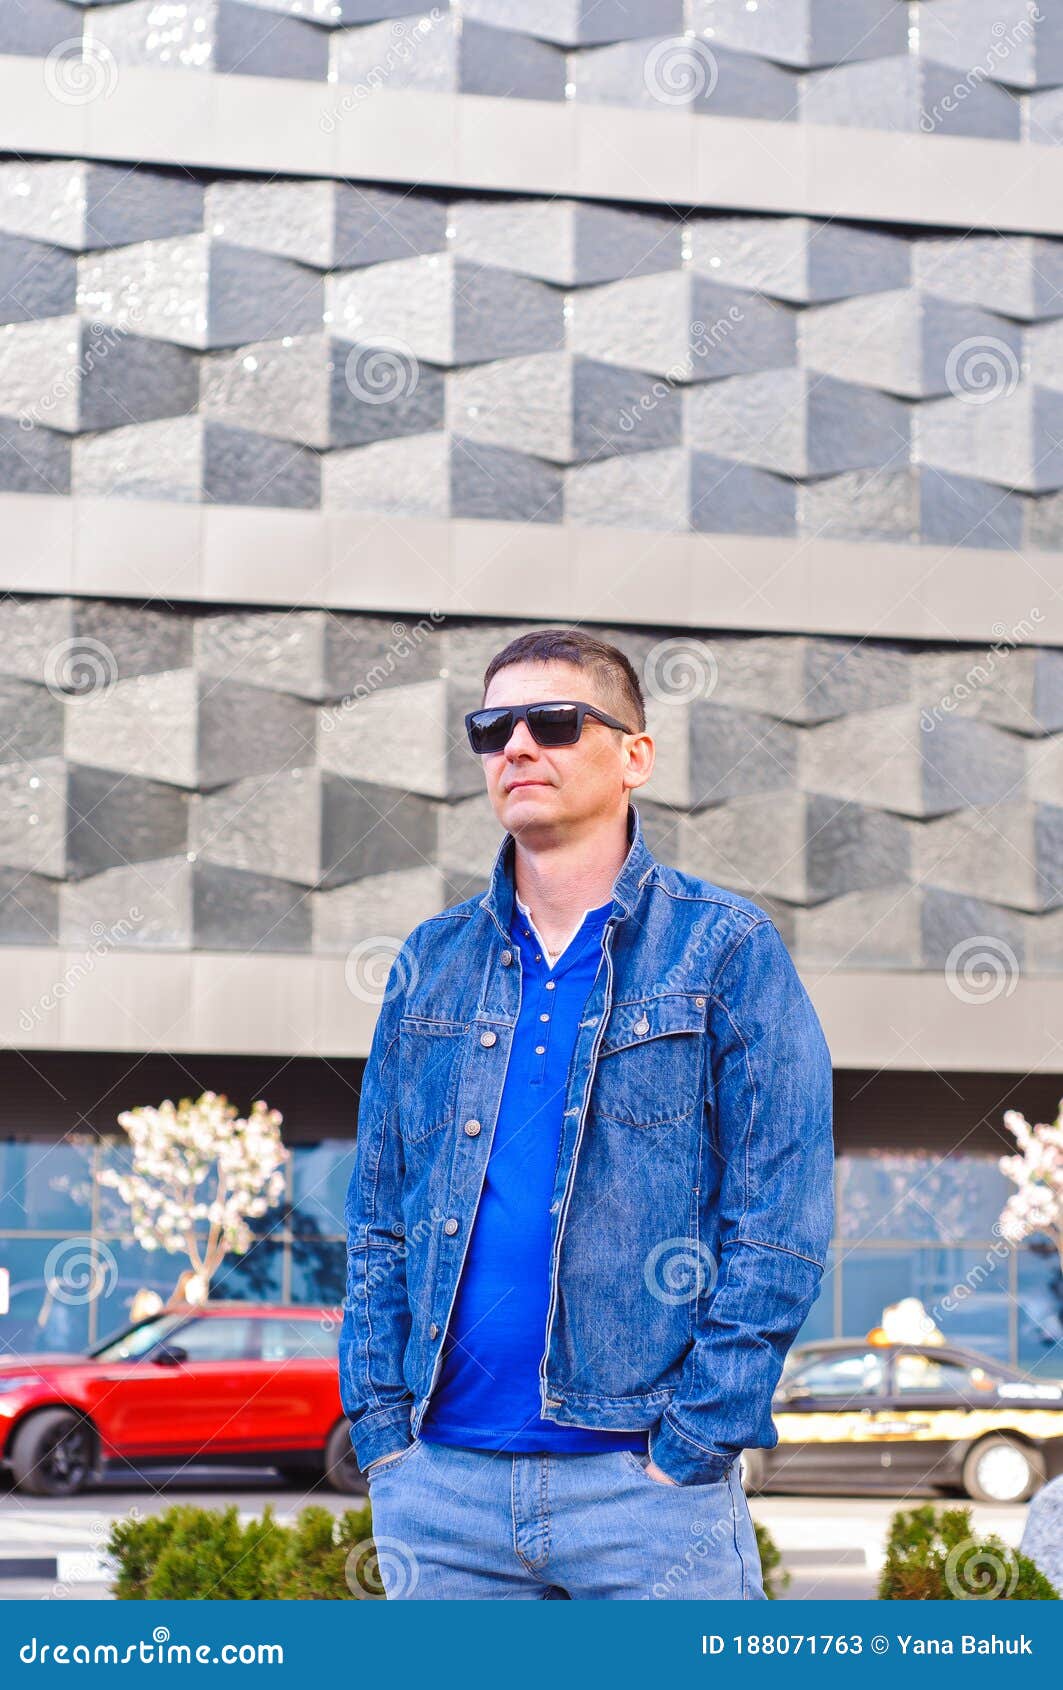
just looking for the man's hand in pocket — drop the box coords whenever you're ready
[644,1459,677,1485]
[367,1448,405,1472]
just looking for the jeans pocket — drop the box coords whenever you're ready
[366,1439,424,1484]
[621,1449,731,1489]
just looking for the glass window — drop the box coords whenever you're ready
[209,1240,284,1302]
[841,1246,1010,1362]
[0,1140,94,1230]
[290,1142,355,1238]
[291,1238,345,1305]
[784,1349,888,1398]
[91,1239,186,1343]
[838,1152,1013,1242]
[1017,1246,1063,1378]
[0,1236,92,1355]
[258,1317,337,1362]
[894,1352,998,1394]
[168,1317,258,1362]
[93,1313,187,1362]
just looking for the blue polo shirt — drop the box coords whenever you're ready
[418,889,651,1455]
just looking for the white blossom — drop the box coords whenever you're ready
[998,1099,1063,1269]
[96,1092,287,1299]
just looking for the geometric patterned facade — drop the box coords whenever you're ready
[3,597,1063,976]
[5,2,1063,145]
[2,0,1063,996]
[5,154,1063,545]
[2,0,1063,1389]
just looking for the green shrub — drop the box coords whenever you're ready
[878,1503,1059,1601]
[753,1518,790,1600]
[111,1499,787,1600]
[109,1503,376,1601]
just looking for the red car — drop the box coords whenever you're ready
[0,1303,363,1498]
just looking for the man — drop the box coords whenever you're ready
[340,626,834,1600]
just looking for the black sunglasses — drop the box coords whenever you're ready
[465,699,637,755]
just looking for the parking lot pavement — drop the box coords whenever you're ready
[0,1475,1029,1602]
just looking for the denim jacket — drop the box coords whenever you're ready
[340,801,835,1486]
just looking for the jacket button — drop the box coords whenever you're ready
[463,1118,482,1136]
[429,1323,439,1339]
[633,1016,650,1035]
[480,1030,497,1047]
[695,995,706,1008]
[500,949,513,965]
[443,1217,459,1235]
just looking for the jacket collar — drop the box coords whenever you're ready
[479,801,656,944]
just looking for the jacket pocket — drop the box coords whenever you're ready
[591,993,705,1129]
[398,1016,466,1142]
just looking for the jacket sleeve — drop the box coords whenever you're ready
[338,950,416,1471]
[649,918,835,1486]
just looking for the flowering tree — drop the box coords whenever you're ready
[997,1101,1063,1267]
[98,1091,288,1303]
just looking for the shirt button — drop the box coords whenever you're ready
[463,1118,482,1136]
[501,950,513,966]
[429,1322,439,1339]
[539,1012,550,1022]
[545,980,555,990]
[443,1218,459,1235]
[480,1030,497,1047]
[535,1044,546,1055]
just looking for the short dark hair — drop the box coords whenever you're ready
[481,626,646,734]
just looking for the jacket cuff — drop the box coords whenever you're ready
[349,1405,414,1473]
[649,1410,739,1486]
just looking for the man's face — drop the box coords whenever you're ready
[479,659,651,837]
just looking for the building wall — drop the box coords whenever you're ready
[2,0,1063,1361]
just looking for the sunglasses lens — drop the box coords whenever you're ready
[468,709,514,754]
[527,704,581,746]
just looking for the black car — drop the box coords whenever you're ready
[741,1339,1063,1503]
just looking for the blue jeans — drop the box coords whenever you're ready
[363,1439,767,1600]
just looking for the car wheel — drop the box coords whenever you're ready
[739,1450,767,1494]
[324,1420,367,1496]
[10,1409,95,1497]
[962,1435,1044,1505]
